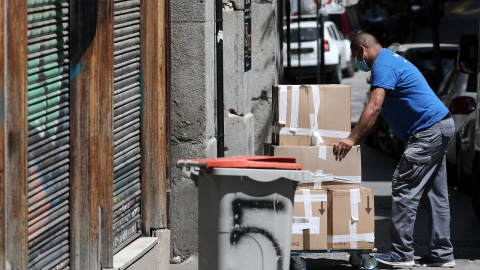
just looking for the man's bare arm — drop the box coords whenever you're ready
[332,87,386,158]
[349,87,385,144]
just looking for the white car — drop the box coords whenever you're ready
[437,66,477,187]
[283,20,355,83]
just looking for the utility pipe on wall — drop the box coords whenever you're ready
[216,0,225,157]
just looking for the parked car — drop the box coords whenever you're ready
[455,110,480,219]
[449,34,480,219]
[283,20,355,83]
[364,43,459,157]
[389,43,459,92]
[436,66,477,187]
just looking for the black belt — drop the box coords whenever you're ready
[441,112,452,121]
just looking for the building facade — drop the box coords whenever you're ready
[1,0,281,268]
[1,0,170,269]
[170,0,282,259]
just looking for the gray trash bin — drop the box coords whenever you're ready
[177,156,312,270]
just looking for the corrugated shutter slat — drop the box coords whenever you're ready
[27,0,70,269]
[113,0,142,253]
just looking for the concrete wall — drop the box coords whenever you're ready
[249,0,282,155]
[170,0,216,258]
[170,0,281,259]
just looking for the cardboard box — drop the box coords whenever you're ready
[327,188,375,250]
[272,84,351,146]
[291,189,328,251]
[297,182,361,190]
[270,145,362,188]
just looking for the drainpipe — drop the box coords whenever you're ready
[216,0,225,157]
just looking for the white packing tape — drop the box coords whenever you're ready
[318,146,327,160]
[309,113,316,130]
[310,113,324,146]
[292,189,326,235]
[309,172,362,185]
[349,189,361,249]
[279,85,287,124]
[303,189,313,217]
[333,176,362,183]
[312,130,324,145]
[350,189,361,222]
[316,129,351,139]
[276,127,312,136]
[294,192,328,203]
[275,127,349,139]
[310,85,321,129]
[290,85,300,132]
[328,233,375,243]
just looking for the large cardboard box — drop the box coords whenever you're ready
[327,188,375,250]
[272,85,351,146]
[270,145,362,189]
[291,189,328,251]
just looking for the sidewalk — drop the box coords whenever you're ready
[170,254,480,270]
[170,255,198,270]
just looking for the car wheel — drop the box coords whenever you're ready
[329,63,342,84]
[342,57,355,78]
[375,120,396,156]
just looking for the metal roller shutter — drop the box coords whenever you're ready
[113,0,142,253]
[27,0,71,269]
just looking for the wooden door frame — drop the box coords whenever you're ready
[69,0,170,268]
[3,1,28,269]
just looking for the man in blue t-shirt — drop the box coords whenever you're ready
[332,32,455,268]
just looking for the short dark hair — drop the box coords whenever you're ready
[350,32,380,50]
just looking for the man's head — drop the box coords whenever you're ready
[350,32,383,71]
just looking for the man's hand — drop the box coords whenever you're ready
[331,87,385,160]
[332,138,355,160]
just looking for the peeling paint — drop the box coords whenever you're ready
[1,89,4,123]
[70,61,85,81]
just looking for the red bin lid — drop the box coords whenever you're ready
[176,155,302,170]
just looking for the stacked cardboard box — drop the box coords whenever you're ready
[268,85,375,251]
[271,84,351,146]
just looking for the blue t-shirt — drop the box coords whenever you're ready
[371,48,449,142]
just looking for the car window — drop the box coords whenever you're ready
[406,48,458,92]
[466,73,477,93]
[408,49,458,76]
[283,26,320,43]
[327,26,336,40]
[437,67,458,96]
[328,15,343,33]
[333,24,344,39]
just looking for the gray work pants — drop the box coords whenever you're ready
[390,116,455,262]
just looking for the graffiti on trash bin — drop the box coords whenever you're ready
[230,198,286,270]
